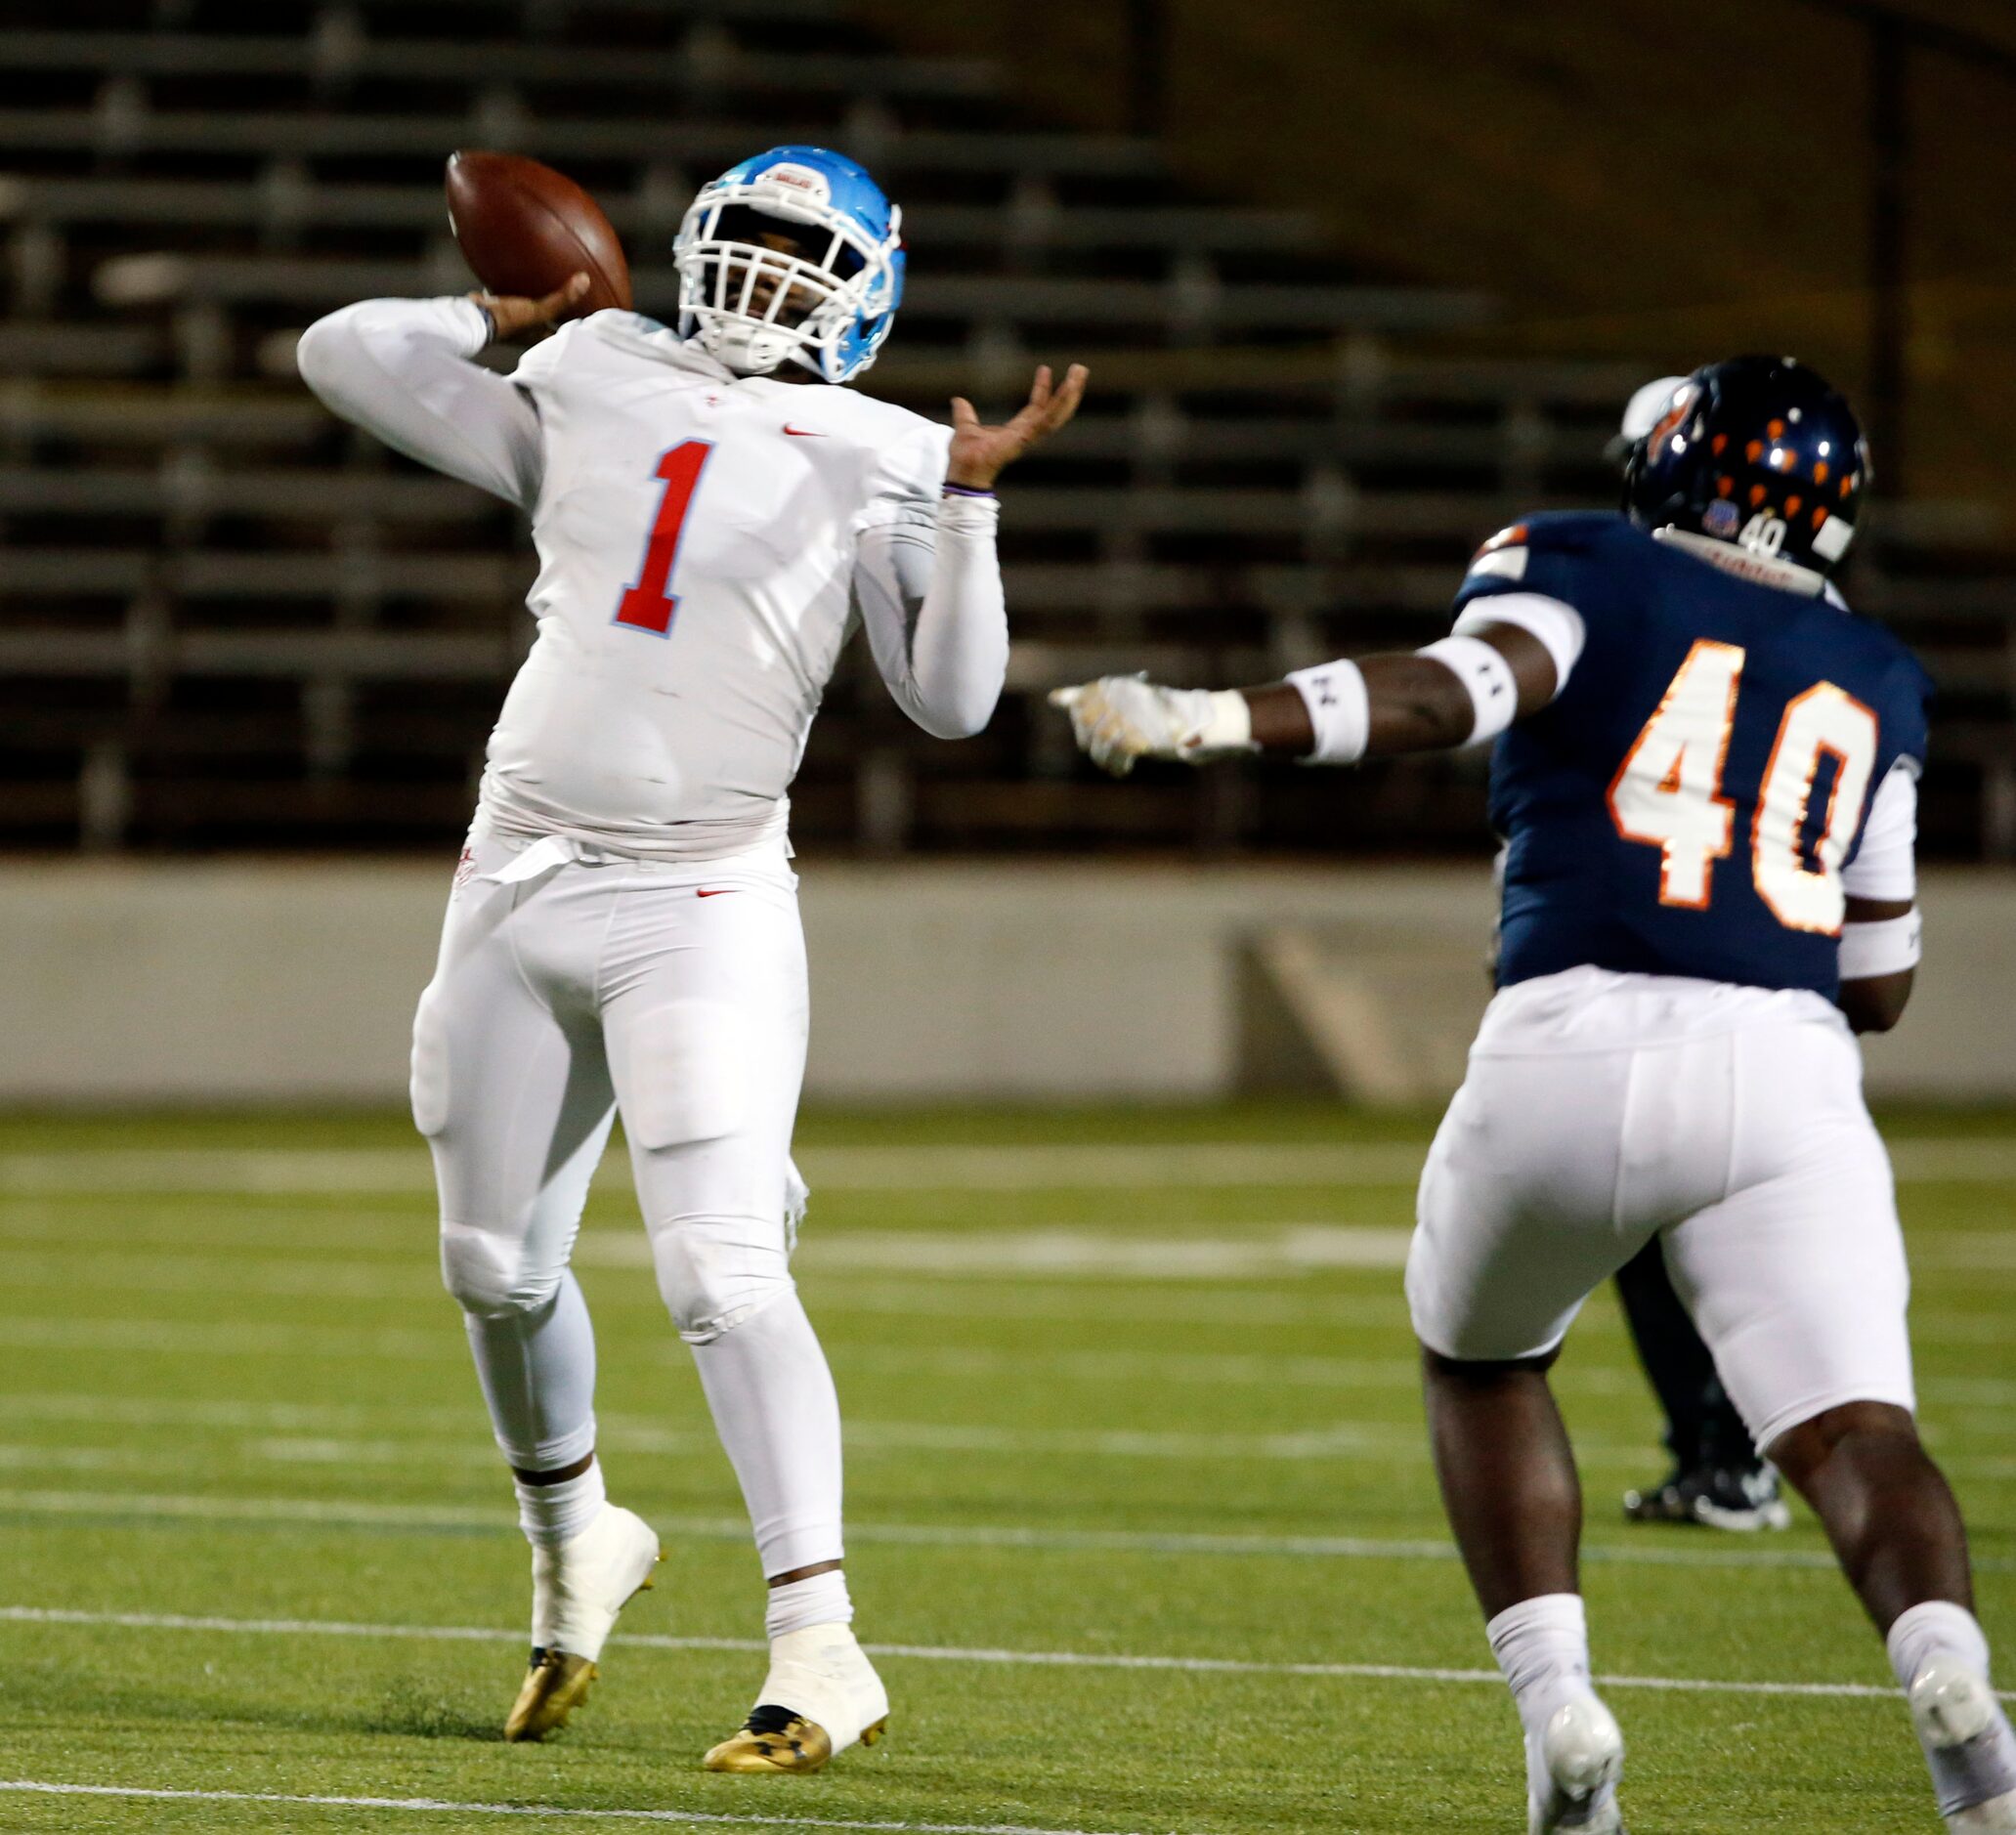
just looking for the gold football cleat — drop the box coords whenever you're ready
[703,1707,888,1774]
[503,1529,661,1742]
[506,1647,601,1742]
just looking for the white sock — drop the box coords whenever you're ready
[1890,1601,2016,1817]
[689,1292,845,1577]
[514,1458,606,1550]
[1488,1593,1600,1811]
[766,1569,853,1642]
[1891,1600,1994,1693]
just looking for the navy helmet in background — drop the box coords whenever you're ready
[1623,356,1870,576]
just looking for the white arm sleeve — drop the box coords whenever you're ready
[1452,591,1588,697]
[852,493,1008,741]
[1841,759,1919,902]
[294,296,542,510]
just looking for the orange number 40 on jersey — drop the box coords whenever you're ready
[1607,639,1879,935]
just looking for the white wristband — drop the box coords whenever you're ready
[1839,911,1921,980]
[1193,689,1254,753]
[1285,659,1370,764]
[935,491,1001,538]
[1417,634,1519,747]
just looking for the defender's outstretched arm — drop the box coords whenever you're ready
[1240,622,1564,758]
[1051,596,1579,776]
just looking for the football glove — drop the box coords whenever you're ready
[1049,675,1257,777]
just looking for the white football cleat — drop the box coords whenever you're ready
[1912,1658,2016,1831]
[703,1622,890,1773]
[504,1502,663,1741]
[1531,1694,1627,1834]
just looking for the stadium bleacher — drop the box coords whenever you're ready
[2,0,2010,856]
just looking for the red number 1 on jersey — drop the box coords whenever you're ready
[614,441,714,637]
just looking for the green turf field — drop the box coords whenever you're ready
[2,1104,2013,1833]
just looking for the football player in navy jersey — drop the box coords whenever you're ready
[1052,358,2015,1833]
[1609,376,1793,1535]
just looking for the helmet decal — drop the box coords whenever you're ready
[1643,383,1699,458]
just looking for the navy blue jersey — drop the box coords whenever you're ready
[1455,512,1932,998]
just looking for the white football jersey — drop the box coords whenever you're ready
[489,312,951,855]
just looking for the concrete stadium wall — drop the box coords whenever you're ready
[0,859,2008,1106]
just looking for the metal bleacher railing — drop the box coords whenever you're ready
[1,0,2011,858]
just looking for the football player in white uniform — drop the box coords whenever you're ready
[297,144,1085,1770]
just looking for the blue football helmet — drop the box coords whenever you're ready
[673,145,903,384]
[1623,355,1870,575]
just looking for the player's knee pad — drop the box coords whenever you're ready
[438,1219,564,1320]
[651,1212,794,1344]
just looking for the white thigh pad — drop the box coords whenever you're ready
[409,983,451,1138]
[620,998,751,1150]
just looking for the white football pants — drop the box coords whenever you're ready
[1407,966,1914,1453]
[413,828,843,1577]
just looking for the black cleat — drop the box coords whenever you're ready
[1623,1461,1791,1532]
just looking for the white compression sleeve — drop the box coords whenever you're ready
[1452,592,1587,694]
[294,296,543,509]
[853,493,1008,741]
[1839,912,1921,979]
[1841,760,1919,901]
[1415,634,1521,747]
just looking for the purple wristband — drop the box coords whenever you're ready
[941,483,997,500]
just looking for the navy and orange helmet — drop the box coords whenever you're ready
[1623,356,1869,576]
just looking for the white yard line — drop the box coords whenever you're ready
[7,1487,2014,1573]
[10,1420,2016,1484]
[2,1604,1996,1707]
[0,1423,1596,1472]
[0,1488,508,1529]
[10,1356,2014,1415]
[0,1780,1145,1835]
[8,1371,2016,1474]
[0,1151,439,1194]
[0,1203,430,1252]
[14,1225,2016,1291]
[1,1135,2010,1195]
[0,1317,461,1360]
[14,1231,2016,1302]
[1,1248,443,1301]
[0,1392,492,1434]
[813,1144,1433,1189]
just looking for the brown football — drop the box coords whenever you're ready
[445,150,632,317]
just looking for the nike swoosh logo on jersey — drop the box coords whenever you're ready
[695,887,736,897]
[783,425,825,437]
